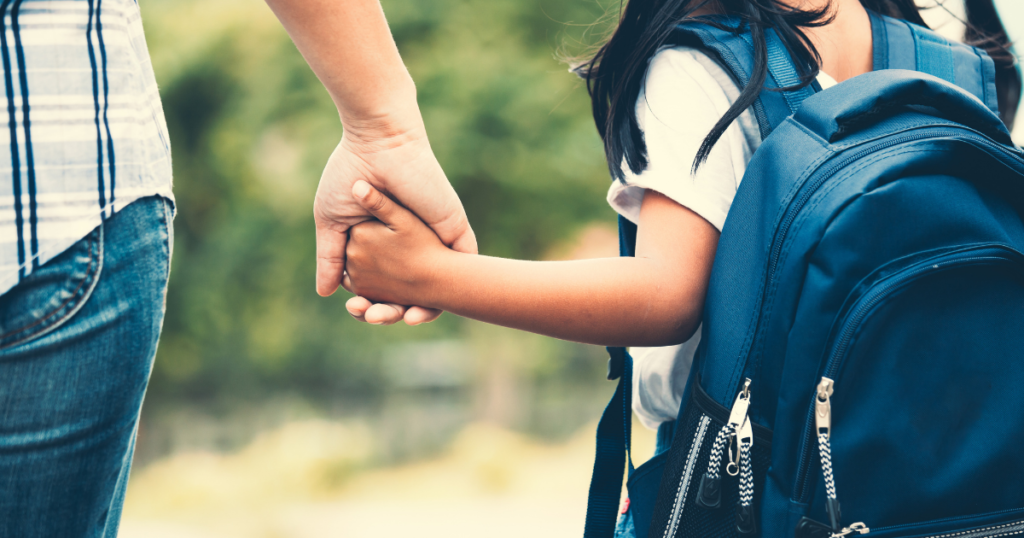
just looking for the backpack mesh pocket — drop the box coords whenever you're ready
[648,379,773,538]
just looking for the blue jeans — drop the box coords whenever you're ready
[0,196,173,537]
[614,420,676,538]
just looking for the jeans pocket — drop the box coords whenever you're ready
[0,225,104,350]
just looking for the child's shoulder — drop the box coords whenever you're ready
[640,46,745,125]
[643,46,743,110]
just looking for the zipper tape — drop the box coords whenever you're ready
[663,415,712,538]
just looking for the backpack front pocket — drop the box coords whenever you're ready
[791,244,1024,535]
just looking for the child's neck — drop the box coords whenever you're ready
[699,0,875,83]
[795,0,874,83]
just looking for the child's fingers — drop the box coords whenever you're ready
[364,303,407,325]
[404,306,443,325]
[352,180,414,229]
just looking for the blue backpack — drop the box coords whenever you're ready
[584,12,1024,538]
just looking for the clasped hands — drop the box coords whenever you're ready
[314,119,474,326]
[341,180,453,320]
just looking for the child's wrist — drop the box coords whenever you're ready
[416,248,460,311]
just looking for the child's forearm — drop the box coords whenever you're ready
[343,185,717,342]
[421,252,704,347]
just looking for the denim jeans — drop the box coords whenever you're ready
[0,196,173,537]
[613,420,676,538]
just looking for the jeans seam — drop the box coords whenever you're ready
[161,196,172,276]
[0,226,106,350]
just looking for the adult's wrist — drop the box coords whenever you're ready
[336,77,423,142]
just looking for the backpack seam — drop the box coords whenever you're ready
[725,130,835,399]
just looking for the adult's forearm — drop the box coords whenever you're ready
[265,0,419,129]
[422,253,703,347]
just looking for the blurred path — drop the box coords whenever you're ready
[123,498,587,538]
[120,420,657,538]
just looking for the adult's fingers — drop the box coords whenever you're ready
[404,306,443,325]
[315,224,348,297]
[364,303,407,325]
[414,190,477,254]
[346,296,408,325]
[384,150,477,254]
[352,180,415,229]
[345,296,372,322]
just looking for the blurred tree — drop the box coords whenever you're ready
[140,0,615,412]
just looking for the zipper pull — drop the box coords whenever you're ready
[815,377,842,532]
[815,377,834,439]
[832,522,870,538]
[697,379,752,509]
[811,385,868,536]
[735,417,757,534]
[728,378,753,427]
[726,379,753,477]
[794,519,869,538]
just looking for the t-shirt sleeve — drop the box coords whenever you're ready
[606,48,756,232]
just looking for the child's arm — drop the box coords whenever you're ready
[344,181,720,347]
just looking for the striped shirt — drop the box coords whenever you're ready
[0,0,173,296]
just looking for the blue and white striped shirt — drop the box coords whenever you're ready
[0,0,172,296]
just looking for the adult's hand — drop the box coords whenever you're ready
[316,113,476,325]
[264,0,477,325]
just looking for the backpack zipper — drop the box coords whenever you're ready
[801,516,1024,538]
[697,379,752,509]
[806,378,872,537]
[766,128,1014,284]
[886,519,1024,538]
[695,379,760,534]
[814,377,843,532]
[663,415,712,538]
[792,245,1024,506]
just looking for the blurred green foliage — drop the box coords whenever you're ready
[140,0,617,411]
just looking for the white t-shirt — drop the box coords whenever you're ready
[607,46,837,430]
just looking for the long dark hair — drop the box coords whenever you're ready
[578,0,1021,180]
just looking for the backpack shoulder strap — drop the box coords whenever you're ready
[668,18,817,139]
[602,18,816,384]
[668,14,1002,138]
[869,11,1000,116]
[585,21,818,538]
[583,347,634,538]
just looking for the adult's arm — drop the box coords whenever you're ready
[265,0,416,128]
[264,0,477,324]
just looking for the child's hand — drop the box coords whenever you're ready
[343,180,451,311]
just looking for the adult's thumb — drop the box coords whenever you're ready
[449,227,478,255]
[315,224,347,297]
